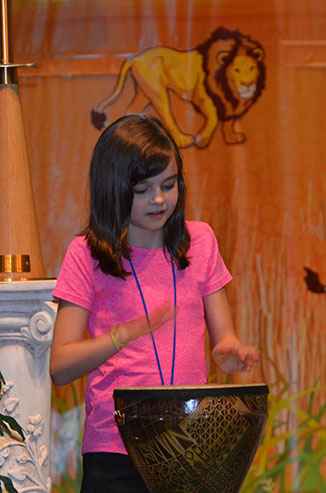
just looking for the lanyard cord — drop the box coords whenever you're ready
[128,256,177,386]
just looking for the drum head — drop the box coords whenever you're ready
[113,383,269,400]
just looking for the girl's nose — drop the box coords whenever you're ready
[150,188,165,204]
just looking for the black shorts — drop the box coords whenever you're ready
[80,452,149,493]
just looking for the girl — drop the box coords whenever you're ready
[50,114,259,492]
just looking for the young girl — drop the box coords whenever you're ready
[50,114,259,492]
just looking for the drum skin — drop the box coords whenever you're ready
[114,384,268,493]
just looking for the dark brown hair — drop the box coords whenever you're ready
[81,114,190,278]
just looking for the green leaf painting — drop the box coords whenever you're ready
[0,475,19,493]
[0,373,22,493]
[0,414,25,442]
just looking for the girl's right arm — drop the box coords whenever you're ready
[50,298,176,386]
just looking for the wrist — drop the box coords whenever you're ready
[111,325,128,351]
[215,333,239,346]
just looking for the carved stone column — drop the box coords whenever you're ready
[0,280,56,493]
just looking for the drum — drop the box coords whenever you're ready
[113,384,268,493]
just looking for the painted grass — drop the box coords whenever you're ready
[241,371,326,493]
[51,383,83,493]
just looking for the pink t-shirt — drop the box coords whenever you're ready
[53,221,232,454]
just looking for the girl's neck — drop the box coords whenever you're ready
[127,226,164,249]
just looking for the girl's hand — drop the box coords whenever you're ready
[112,300,177,346]
[211,336,259,374]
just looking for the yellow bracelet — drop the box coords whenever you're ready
[111,332,127,350]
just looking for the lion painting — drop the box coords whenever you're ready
[91,27,266,148]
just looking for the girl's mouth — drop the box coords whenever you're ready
[147,210,165,220]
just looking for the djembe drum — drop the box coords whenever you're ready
[114,384,268,493]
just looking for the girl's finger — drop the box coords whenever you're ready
[147,300,178,331]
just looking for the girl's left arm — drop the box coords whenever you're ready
[204,288,259,374]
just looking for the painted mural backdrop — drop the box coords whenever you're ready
[9,0,326,491]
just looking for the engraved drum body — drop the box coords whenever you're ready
[113,384,269,493]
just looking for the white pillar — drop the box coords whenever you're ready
[0,280,56,493]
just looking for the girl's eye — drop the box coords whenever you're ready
[162,182,176,191]
[133,187,148,195]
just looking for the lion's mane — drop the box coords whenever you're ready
[196,27,266,122]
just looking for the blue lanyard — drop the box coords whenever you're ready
[128,256,177,386]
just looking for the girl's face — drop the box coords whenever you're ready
[127,159,179,248]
